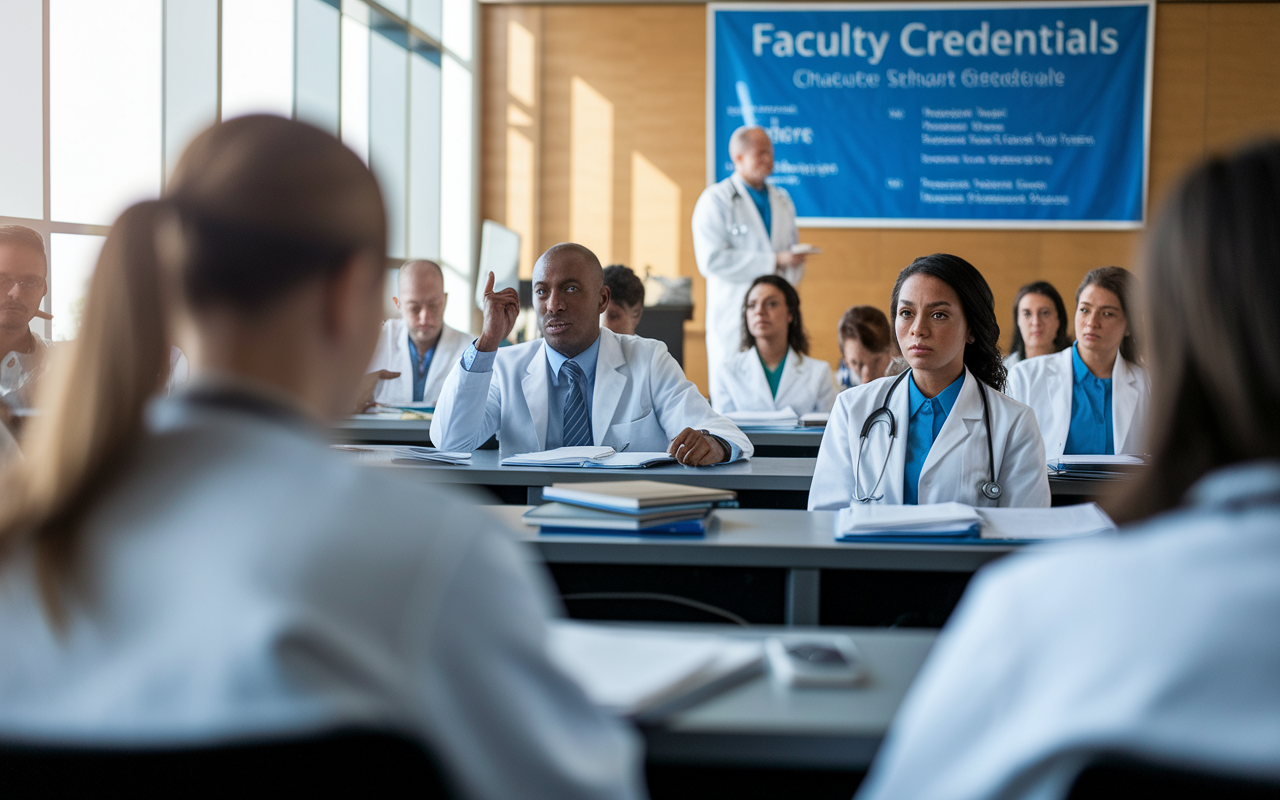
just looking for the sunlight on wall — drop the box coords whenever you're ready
[569,76,613,262]
[630,152,681,281]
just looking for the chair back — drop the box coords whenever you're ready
[0,729,452,798]
[1068,756,1280,800]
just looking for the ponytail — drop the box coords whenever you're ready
[0,201,171,622]
[0,115,385,625]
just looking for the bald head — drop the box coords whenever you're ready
[395,259,447,351]
[398,259,443,292]
[729,126,774,188]
[532,242,609,358]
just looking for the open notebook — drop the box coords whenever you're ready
[547,622,764,721]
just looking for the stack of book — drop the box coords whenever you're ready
[1049,454,1147,480]
[523,480,737,535]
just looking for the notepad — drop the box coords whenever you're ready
[978,503,1117,540]
[724,408,800,427]
[502,446,617,466]
[547,622,764,719]
[390,446,471,465]
[836,502,982,539]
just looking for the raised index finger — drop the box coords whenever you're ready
[483,271,496,295]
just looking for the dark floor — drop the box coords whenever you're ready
[646,764,864,800]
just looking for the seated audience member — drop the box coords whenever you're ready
[601,264,645,336]
[357,259,468,409]
[0,117,643,800]
[0,225,50,412]
[809,254,1050,510]
[712,274,835,415]
[1006,267,1150,459]
[855,140,1280,800]
[835,305,907,389]
[432,243,751,464]
[1004,280,1072,367]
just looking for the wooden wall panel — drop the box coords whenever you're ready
[481,3,1280,395]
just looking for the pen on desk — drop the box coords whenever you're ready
[618,442,630,453]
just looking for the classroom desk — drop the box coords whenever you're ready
[637,624,936,771]
[742,427,825,458]
[352,447,817,507]
[331,416,434,445]
[494,506,1016,627]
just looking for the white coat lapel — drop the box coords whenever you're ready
[921,368,983,479]
[591,331,628,446]
[1111,353,1140,453]
[877,373,912,503]
[1049,348,1074,452]
[389,321,415,401]
[523,343,550,450]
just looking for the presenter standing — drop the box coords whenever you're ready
[693,126,807,387]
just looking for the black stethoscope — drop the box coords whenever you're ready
[727,181,755,237]
[853,370,1002,503]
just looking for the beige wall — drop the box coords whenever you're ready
[482,3,1280,394]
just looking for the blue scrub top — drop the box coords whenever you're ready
[744,182,772,238]
[904,371,965,505]
[1063,344,1114,455]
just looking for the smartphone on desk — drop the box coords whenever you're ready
[766,635,865,688]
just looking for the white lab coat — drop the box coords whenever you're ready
[808,369,1051,510]
[712,346,836,415]
[0,384,643,800]
[1005,346,1150,460]
[857,460,1280,800]
[692,174,802,386]
[431,328,753,460]
[366,319,469,406]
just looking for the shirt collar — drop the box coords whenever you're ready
[908,370,965,418]
[1072,343,1108,385]
[545,332,601,382]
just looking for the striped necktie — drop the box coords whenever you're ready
[561,359,593,447]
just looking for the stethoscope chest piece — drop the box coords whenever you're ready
[981,480,1002,501]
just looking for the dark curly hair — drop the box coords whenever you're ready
[890,253,1006,391]
[740,274,809,356]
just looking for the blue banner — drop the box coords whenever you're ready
[709,2,1153,228]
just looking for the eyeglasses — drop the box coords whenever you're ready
[0,274,46,293]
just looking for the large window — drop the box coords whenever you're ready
[0,0,477,340]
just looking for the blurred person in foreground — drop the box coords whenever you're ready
[857,141,1280,799]
[0,116,643,800]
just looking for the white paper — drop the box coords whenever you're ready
[547,623,762,714]
[502,446,616,466]
[837,502,981,534]
[583,452,678,469]
[392,446,471,465]
[724,408,799,426]
[978,503,1117,540]
[1051,454,1146,467]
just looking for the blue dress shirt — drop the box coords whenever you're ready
[1064,344,1114,455]
[460,336,601,449]
[744,182,772,238]
[459,335,741,460]
[904,372,965,505]
[406,337,436,403]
